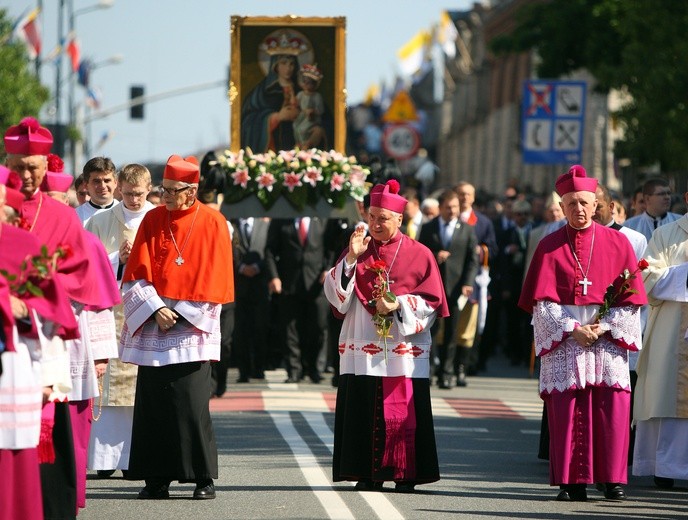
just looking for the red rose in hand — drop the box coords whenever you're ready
[638,258,649,270]
[369,259,387,272]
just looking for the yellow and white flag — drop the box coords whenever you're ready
[397,29,432,77]
[438,11,458,59]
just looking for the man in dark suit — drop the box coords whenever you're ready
[497,199,533,366]
[419,189,479,388]
[232,217,271,383]
[455,182,498,374]
[265,217,330,383]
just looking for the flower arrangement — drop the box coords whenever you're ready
[214,147,370,211]
[366,259,397,362]
[0,244,71,298]
[595,258,649,323]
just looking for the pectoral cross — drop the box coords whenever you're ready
[175,256,184,266]
[578,277,592,295]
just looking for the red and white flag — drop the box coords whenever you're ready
[12,8,42,59]
[66,32,81,72]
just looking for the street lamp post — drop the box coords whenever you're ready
[67,0,114,174]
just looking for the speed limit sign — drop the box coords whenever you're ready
[382,124,420,160]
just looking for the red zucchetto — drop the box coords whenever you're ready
[163,155,200,184]
[369,179,407,213]
[4,117,53,156]
[555,164,598,196]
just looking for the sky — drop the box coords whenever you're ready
[7,0,474,167]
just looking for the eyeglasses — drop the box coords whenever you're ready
[121,191,147,199]
[160,185,190,196]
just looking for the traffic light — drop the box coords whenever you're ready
[130,85,144,119]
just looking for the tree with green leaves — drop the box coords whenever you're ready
[0,8,50,157]
[490,0,688,172]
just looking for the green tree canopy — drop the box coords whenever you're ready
[490,0,688,172]
[0,8,50,156]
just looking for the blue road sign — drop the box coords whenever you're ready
[521,80,586,164]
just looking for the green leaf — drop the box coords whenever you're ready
[384,291,397,303]
[282,186,308,211]
[25,280,44,297]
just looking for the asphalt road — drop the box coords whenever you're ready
[79,357,687,520]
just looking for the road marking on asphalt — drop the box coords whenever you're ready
[264,391,330,412]
[430,397,462,418]
[434,426,489,433]
[302,412,405,520]
[211,390,542,422]
[501,400,542,420]
[270,411,355,520]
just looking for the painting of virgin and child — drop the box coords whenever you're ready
[230,17,346,153]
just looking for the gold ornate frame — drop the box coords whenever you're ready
[229,15,346,153]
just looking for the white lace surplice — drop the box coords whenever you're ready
[119,280,221,367]
[323,258,437,378]
[533,300,642,395]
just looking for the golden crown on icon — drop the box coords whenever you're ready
[261,31,309,56]
[299,63,323,82]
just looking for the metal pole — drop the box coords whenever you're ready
[68,0,77,173]
[84,80,226,123]
[35,0,43,77]
[55,0,64,153]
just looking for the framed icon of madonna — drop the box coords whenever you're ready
[229,15,347,154]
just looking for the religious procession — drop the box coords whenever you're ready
[3,1,688,519]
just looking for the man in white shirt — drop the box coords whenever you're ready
[85,163,155,477]
[75,157,119,226]
[624,178,681,242]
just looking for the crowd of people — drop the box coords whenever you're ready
[2,114,688,518]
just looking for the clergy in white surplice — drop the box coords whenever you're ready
[633,210,688,488]
[324,180,449,493]
[85,163,155,475]
[519,165,647,503]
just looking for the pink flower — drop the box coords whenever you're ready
[297,149,316,162]
[279,150,296,163]
[283,172,303,192]
[231,168,250,188]
[330,173,346,192]
[348,166,366,187]
[329,151,345,162]
[302,166,324,187]
[257,172,276,192]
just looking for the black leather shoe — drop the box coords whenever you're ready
[395,482,416,493]
[284,377,299,384]
[555,489,571,501]
[604,483,626,500]
[236,376,250,383]
[355,479,383,491]
[193,480,216,500]
[559,484,587,501]
[654,476,675,489]
[138,481,170,500]
[97,469,116,478]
